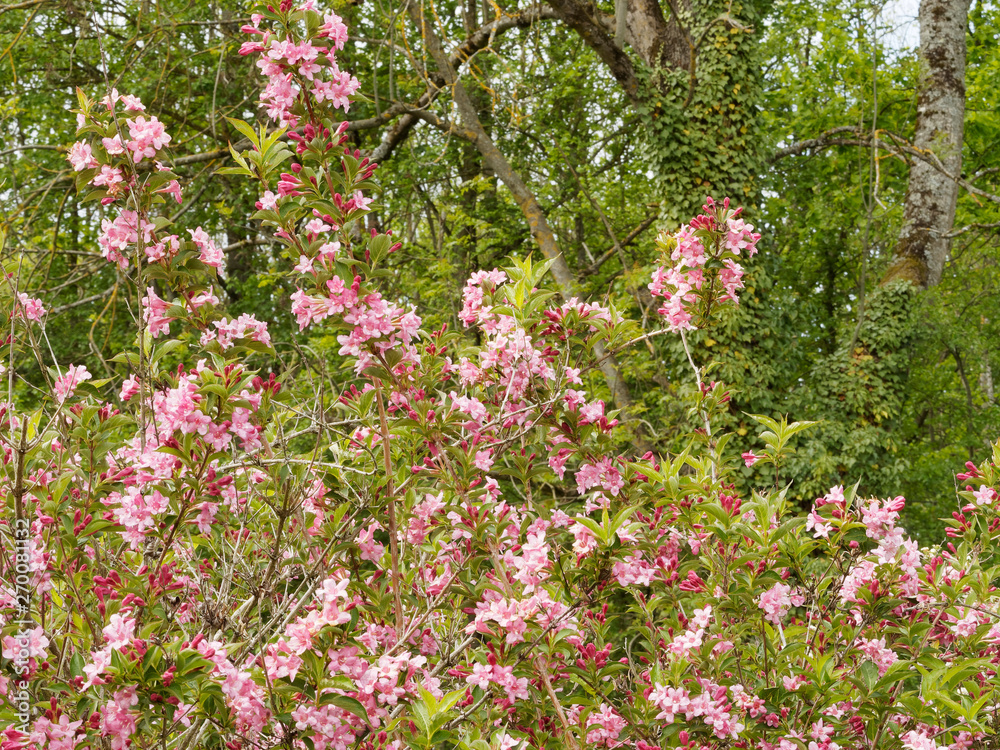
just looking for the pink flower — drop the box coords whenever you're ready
[357,521,384,562]
[157,179,183,204]
[100,687,139,750]
[98,210,155,269]
[692,605,713,628]
[318,241,340,260]
[257,190,279,211]
[1,626,49,660]
[318,12,349,48]
[782,674,807,690]
[902,730,940,750]
[142,286,172,338]
[805,510,832,539]
[17,293,45,322]
[126,115,171,163]
[190,227,224,268]
[305,218,332,234]
[861,496,904,540]
[68,141,98,171]
[742,451,762,467]
[347,190,373,212]
[585,703,627,747]
[648,684,691,722]
[973,485,996,506]
[758,582,792,626]
[102,135,125,155]
[950,608,981,638]
[92,164,125,190]
[858,637,898,676]
[473,449,494,471]
[612,551,656,586]
[311,68,360,109]
[102,613,136,650]
[724,216,761,256]
[119,376,140,402]
[121,94,146,111]
[575,458,624,497]
[213,314,272,350]
[293,255,314,274]
[54,364,91,403]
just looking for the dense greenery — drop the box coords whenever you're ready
[2,0,1000,541]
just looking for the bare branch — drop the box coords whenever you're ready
[771,126,1000,206]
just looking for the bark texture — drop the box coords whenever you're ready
[882,0,970,288]
[546,0,643,103]
[623,0,691,71]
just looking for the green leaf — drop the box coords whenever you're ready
[320,694,370,724]
[225,117,261,149]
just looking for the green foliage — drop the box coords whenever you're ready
[636,0,768,223]
[4,0,1000,544]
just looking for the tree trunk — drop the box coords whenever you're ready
[882,0,970,288]
[407,3,648,450]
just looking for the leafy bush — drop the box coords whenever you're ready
[2,5,999,750]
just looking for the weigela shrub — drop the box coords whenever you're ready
[1,3,999,750]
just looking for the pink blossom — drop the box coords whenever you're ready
[318,240,341,260]
[972,485,996,506]
[30,714,84,750]
[67,141,98,171]
[81,647,112,689]
[98,210,155,268]
[17,293,46,322]
[92,164,124,189]
[902,731,941,750]
[858,637,898,676]
[585,703,627,747]
[612,551,656,586]
[119,376,140,401]
[102,135,125,155]
[305,218,332,234]
[724,216,761,256]
[102,613,136,650]
[126,115,171,163]
[805,509,832,539]
[190,227,224,268]
[575,458,625,497]
[950,608,981,638]
[1,626,49,660]
[294,255,314,274]
[648,684,691,722]
[861,496,905,540]
[318,12,349,47]
[347,189,372,212]
[142,286,172,338]
[157,179,183,204]
[311,67,360,110]
[692,604,713,628]
[758,582,792,625]
[54,364,91,404]
[99,687,139,750]
[258,190,279,211]
[121,94,145,111]
[213,314,272,350]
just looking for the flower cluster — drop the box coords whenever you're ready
[239,4,358,129]
[649,196,760,330]
[5,5,1000,750]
